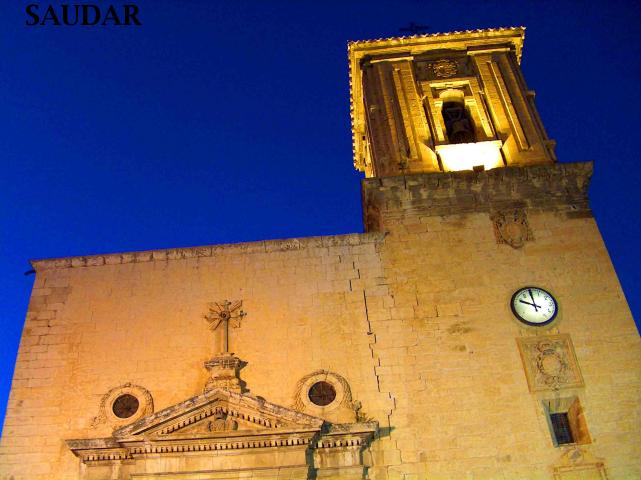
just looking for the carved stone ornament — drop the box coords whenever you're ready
[203,299,247,393]
[204,299,246,354]
[431,59,458,78]
[204,353,243,393]
[491,208,533,248]
[517,334,584,392]
[552,447,609,479]
[91,383,153,429]
[179,410,239,434]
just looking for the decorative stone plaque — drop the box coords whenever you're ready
[552,447,608,479]
[491,208,533,248]
[516,334,584,392]
[431,59,458,78]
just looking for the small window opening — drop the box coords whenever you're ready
[112,394,139,419]
[442,101,476,144]
[308,381,336,406]
[550,412,574,445]
[544,396,591,447]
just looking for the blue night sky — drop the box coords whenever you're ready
[1,1,640,432]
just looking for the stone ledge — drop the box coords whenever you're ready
[362,162,593,220]
[31,232,387,272]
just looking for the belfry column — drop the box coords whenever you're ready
[362,59,439,176]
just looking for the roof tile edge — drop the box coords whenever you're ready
[347,26,525,49]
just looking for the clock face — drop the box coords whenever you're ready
[511,287,558,326]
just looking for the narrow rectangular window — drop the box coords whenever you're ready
[550,412,574,445]
[543,396,591,447]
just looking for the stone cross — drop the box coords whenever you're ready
[203,300,246,354]
[399,22,430,35]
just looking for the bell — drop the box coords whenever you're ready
[450,119,475,144]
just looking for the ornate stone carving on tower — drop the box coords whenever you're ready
[203,300,246,393]
[517,334,584,392]
[491,208,533,248]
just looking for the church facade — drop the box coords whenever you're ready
[1,28,640,479]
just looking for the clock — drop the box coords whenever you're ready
[511,287,558,326]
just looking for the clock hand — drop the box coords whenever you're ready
[519,299,538,307]
[528,289,540,311]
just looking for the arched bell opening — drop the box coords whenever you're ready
[439,90,476,145]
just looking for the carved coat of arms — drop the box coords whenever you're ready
[516,334,584,392]
[491,209,532,248]
[431,59,458,78]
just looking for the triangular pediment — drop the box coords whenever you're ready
[113,388,324,441]
[66,387,377,467]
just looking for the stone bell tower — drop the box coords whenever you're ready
[349,28,578,234]
[349,27,554,179]
[346,28,641,479]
